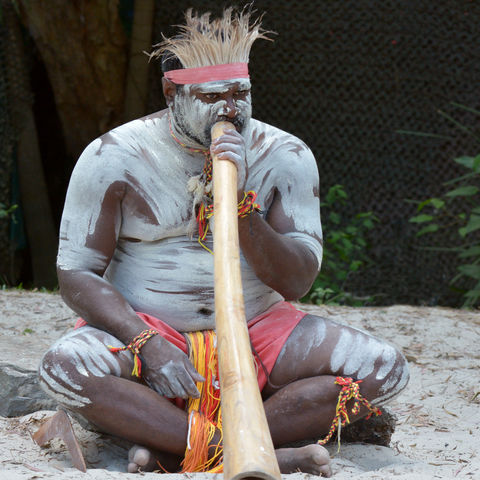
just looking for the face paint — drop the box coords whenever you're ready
[170,78,252,147]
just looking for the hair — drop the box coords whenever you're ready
[151,6,273,73]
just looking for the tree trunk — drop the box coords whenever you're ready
[3,0,58,288]
[17,0,128,160]
[124,0,155,122]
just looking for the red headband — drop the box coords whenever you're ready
[164,62,249,85]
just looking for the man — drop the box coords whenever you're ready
[39,8,409,477]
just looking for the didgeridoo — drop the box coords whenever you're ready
[211,121,282,480]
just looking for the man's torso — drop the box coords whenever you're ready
[58,110,322,331]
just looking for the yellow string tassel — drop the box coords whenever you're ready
[181,331,223,473]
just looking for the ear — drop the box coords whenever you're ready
[162,78,177,106]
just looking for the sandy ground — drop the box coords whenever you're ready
[0,290,479,479]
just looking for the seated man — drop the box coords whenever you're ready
[39,7,409,478]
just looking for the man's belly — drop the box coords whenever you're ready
[104,236,283,331]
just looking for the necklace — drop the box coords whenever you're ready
[168,116,214,252]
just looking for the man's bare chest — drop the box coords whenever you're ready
[119,178,194,242]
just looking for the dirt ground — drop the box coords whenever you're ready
[0,290,479,479]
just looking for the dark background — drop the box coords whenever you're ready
[1,0,479,306]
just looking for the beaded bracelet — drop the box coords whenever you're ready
[197,190,262,253]
[108,329,158,378]
[237,190,262,218]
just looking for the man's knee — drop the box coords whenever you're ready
[38,328,128,409]
[39,340,93,409]
[370,347,409,405]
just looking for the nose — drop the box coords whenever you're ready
[225,96,237,118]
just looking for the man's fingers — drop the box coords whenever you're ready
[158,383,176,398]
[168,377,190,399]
[185,361,205,383]
[178,375,201,399]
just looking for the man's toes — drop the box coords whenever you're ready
[318,462,332,477]
[306,444,332,476]
[276,444,332,476]
[127,462,140,473]
[127,445,156,472]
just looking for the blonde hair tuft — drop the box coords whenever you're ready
[150,6,273,68]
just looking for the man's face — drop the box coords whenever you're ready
[171,78,252,147]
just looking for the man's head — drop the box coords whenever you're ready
[152,7,271,147]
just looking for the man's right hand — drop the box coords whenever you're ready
[140,335,204,399]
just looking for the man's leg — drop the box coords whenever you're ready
[262,314,409,446]
[39,326,333,475]
[39,327,188,471]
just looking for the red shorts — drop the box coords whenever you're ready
[75,301,306,391]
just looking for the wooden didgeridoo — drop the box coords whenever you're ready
[211,121,282,480]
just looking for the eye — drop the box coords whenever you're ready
[204,93,219,100]
[234,90,249,97]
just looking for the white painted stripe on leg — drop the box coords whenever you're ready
[373,362,410,405]
[38,364,91,408]
[67,337,110,377]
[51,363,83,391]
[375,343,397,381]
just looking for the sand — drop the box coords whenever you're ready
[0,290,478,479]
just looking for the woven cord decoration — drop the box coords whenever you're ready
[169,120,262,253]
[237,190,262,217]
[318,376,382,448]
[107,329,158,378]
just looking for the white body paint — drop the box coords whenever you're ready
[57,111,323,331]
[330,325,397,380]
[38,327,129,408]
[44,77,408,419]
[374,362,410,404]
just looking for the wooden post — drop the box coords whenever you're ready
[211,122,282,480]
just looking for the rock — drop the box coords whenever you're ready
[0,364,57,416]
[342,406,397,446]
[0,290,76,417]
[281,407,397,449]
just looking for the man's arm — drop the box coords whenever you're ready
[238,196,320,300]
[212,128,322,300]
[57,141,203,398]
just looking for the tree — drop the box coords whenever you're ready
[17,0,128,160]
[1,0,129,287]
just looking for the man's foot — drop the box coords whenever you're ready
[128,445,158,473]
[276,444,332,477]
[127,445,182,473]
[128,443,332,477]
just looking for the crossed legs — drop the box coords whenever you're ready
[38,314,409,477]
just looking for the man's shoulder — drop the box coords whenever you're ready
[249,118,307,144]
[70,110,170,187]
[98,109,168,153]
[247,118,315,165]
[77,110,169,166]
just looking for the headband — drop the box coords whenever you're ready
[164,62,249,85]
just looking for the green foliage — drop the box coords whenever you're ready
[302,184,377,306]
[409,153,480,308]
[0,202,17,220]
